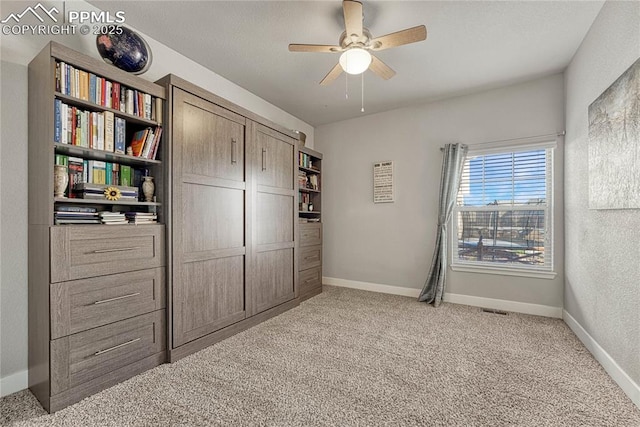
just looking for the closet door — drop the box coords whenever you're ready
[172,89,247,347]
[248,122,297,316]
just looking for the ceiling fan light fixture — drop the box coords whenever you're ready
[339,47,372,75]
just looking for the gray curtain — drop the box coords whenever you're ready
[418,143,468,306]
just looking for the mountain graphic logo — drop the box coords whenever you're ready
[1,3,59,24]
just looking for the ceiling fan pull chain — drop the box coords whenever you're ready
[361,72,365,112]
[345,72,349,99]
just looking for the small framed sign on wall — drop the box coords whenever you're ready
[373,161,394,203]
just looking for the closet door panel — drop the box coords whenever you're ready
[172,88,247,348]
[255,249,294,314]
[254,127,294,189]
[248,122,297,316]
[177,257,245,346]
[256,193,293,245]
[182,185,244,253]
[180,92,245,183]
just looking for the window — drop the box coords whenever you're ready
[451,142,554,275]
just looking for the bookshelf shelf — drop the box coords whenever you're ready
[299,210,321,214]
[55,93,160,127]
[53,143,161,166]
[54,197,161,206]
[299,166,320,175]
[298,187,320,194]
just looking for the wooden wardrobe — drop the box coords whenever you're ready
[157,75,300,360]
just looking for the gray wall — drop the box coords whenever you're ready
[315,74,565,308]
[0,61,29,384]
[564,0,640,387]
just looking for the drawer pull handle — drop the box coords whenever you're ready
[93,293,141,305]
[94,338,141,356]
[91,247,140,254]
[262,148,267,171]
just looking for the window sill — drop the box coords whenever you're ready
[450,263,557,280]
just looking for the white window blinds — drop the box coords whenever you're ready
[453,145,554,271]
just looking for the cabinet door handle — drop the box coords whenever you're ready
[93,338,141,356]
[231,138,237,164]
[91,247,140,254]
[93,292,140,305]
[262,148,267,171]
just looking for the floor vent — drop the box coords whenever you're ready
[481,308,508,315]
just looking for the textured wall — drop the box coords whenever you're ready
[315,74,565,308]
[564,0,640,386]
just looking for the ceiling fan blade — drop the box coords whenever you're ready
[369,55,396,80]
[289,44,342,53]
[320,63,343,86]
[370,25,427,51]
[343,0,363,39]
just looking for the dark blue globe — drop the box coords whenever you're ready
[96,28,152,74]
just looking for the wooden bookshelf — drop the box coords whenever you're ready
[297,145,323,302]
[28,42,167,413]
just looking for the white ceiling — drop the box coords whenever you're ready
[88,1,604,126]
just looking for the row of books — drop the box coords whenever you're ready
[55,61,162,122]
[299,192,312,211]
[129,127,163,159]
[299,152,317,170]
[54,100,162,159]
[54,207,100,225]
[298,171,319,190]
[55,154,148,195]
[54,99,125,152]
[126,212,158,224]
[54,206,158,225]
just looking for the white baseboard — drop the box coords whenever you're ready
[442,293,563,318]
[0,369,27,397]
[563,310,640,409]
[323,277,421,298]
[323,276,563,318]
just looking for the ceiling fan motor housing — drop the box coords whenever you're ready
[339,28,373,50]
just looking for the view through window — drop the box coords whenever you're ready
[453,147,553,270]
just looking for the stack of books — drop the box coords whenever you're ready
[54,205,100,225]
[125,212,157,225]
[76,183,139,201]
[99,212,128,225]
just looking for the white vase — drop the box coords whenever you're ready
[53,165,68,198]
[142,176,155,202]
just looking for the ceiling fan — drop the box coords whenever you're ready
[289,0,427,85]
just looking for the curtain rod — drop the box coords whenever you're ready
[440,131,565,151]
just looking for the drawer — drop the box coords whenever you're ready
[299,245,322,271]
[299,266,322,296]
[50,225,165,283]
[299,223,322,247]
[51,268,165,339]
[50,310,165,395]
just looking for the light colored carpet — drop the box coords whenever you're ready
[1,286,639,426]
